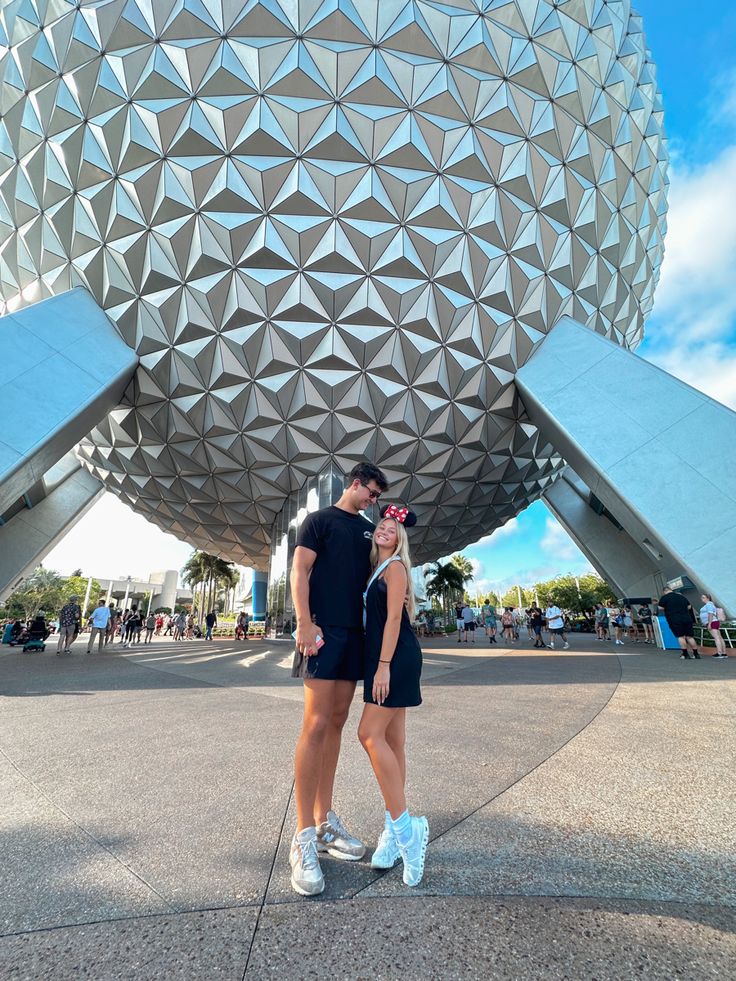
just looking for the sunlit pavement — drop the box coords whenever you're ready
[1,630,734,979]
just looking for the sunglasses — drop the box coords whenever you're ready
[359,481,381,501]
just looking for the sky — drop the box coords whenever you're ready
[44,1,736,595]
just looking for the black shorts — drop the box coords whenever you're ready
[464,621,475,631]
[667,618,694,639]
[291,625,364,681]
[550,627,565,635]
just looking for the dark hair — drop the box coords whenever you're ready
[348,462,389,492]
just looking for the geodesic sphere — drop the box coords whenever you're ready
[0,0,668,566]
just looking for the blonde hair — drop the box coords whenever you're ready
[370,518,416,620]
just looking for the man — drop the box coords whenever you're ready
[461,602,476,644]
[290,462,389,897]
[122,605,140,647]
[658,587,700,659]
[205,609,217,640]
[56,594,81,655]
[87,599,111,654]
[105,603,117,646]
[545,600,569,650]
[455,601,465,643]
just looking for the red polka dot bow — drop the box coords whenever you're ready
[383,503,409,523]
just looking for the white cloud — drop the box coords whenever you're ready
[644,139,736,408]
[473,516,520,548]
[540,516,584,563]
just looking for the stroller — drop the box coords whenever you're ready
[23,615,49,652]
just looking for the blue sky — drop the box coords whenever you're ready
[457,0,736,597]
[45,1,736,591]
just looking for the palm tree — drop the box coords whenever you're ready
[182,551,238,622]
[424,561,466,625]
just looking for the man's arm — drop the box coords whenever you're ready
[290,545,322,654]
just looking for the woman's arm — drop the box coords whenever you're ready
[373,562,407,704]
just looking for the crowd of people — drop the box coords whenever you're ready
[417,594,731,659]
[1,600,230,653]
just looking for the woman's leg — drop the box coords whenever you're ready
[710,628,726,655]
[358,704,406,818]
[385,708,407,788]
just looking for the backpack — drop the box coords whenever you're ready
[501,611,513,627]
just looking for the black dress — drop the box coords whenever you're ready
[363,576,422,708]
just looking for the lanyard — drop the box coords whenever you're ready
[363,556,400,627]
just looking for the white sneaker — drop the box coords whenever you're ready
[398,816,429,887]
[289,834,324,896]
[316,810,366,861]
[371,828,400,869]
[563,642,569,650]
[549,642,554,649]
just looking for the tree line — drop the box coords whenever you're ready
[424,557,613,622]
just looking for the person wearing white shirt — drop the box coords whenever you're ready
[544,603,569,650]
[87,599,111,654]
[699,593,728,659]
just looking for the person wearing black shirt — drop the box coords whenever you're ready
[530,607,546,648]
[658,587,700,659]
[288,462,388,897]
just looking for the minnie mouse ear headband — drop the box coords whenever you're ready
[380,503,417,527]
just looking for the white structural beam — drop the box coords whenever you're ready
[516,317,736,614]
[0,455,103,602]
[0,288,138,516]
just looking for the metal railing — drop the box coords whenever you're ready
[694,625,736,648]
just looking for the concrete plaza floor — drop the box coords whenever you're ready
[0,630,734,980]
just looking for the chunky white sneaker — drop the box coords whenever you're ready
[563,642,569,650]
[371,829,400,869]
[549,642,554,649]
[289,834,324,896]
[398,816,429,887]
[316,810,366,861]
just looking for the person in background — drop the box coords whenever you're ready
[154,613,164,635]
[699,593,728,659]
[461,601,476,644]
[455,601,465,644]
[637,602,654,644]
[658,587,700,660]
[544,600,569,650]
[623,605,636,642]
[501,607,515,643]
[205,609,217,640]
[530,606,546,648]
[481,600,496,644]
[86,599,111,654]
[143,611,156,644]
[57,594,81,655]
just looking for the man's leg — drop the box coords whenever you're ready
[314,679,356,826]
[57,627,67,654]
[294,679,338,833]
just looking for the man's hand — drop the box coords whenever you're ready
[295,620,323,656]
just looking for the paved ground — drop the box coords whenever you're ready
[1,630,734,979]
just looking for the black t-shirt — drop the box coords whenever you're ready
[658,592,691,621]
[296,506,374,628]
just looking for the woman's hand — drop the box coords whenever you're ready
[373,662,390,705]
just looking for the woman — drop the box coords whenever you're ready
[501,607,515,643]
[611,607,624,645]
[358,503,428,888]
[637,602,654,644]
[481,601,497,644]
[530,606,546,648]
[623,605,636,642]
[700,593,728,659]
